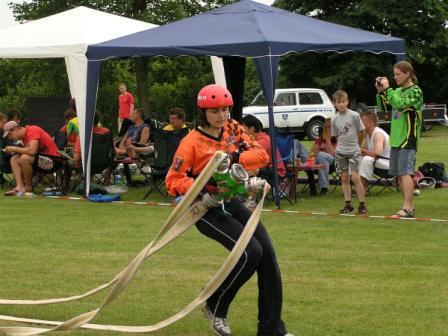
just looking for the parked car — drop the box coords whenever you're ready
[242,88,335,140]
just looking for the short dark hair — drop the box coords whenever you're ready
[360,110,378,126]
[241,114,263,133]
[64,108,77,121]
[7,109,21,122]
[169,107,185,121]
[356,102,368,113]
[134,107,146,121]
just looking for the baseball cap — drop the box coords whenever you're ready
[3,121,19,138]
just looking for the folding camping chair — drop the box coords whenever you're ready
[328,161,341,192]
[33,154,70,193]
[367,157,397,195]
[145,118,167,143]
[141,127,188,200]
[67,131,116,192]
[273,129,296,204]
[297,154,341,195]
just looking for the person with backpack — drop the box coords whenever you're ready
[376,61,423,218]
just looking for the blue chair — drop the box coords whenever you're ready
[273,129,296,204]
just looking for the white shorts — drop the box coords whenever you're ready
[359,156,390,180]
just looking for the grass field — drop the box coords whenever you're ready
[0,126,447,335]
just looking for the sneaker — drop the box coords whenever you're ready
[319,187,329,195]
[202,304,232,336]
[357,206,368,215]
[339,205,354,214]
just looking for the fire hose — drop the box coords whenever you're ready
[0,151,270,335]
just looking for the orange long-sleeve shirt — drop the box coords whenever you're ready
[166,119,269,196]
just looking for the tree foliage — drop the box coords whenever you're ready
[2,0,233,131]
[1,0,446,131]
[275,0,448,105]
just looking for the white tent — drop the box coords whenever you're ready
[0,6,156,168]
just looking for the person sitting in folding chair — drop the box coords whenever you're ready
[311,118,336,195]
[240,114,286,184]
[140,126,189,199]
[359,111,391,190]
[241,115,287,207]
[2,121,61,196]
[116,107,153,159]
[162,107,190,132]
[72,111,113,169]
[69,111,115,190]
[58,108,78,148]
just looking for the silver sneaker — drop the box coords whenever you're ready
[202,304,232,336]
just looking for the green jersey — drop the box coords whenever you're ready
[376,85,423,150]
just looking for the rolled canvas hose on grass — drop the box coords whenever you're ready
[0,151,270,335]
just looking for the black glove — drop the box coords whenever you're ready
[231,151,240,164]
[238,140,249,152]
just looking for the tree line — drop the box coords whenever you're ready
[0,0,446,133]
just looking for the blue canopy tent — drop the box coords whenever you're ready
[85,0,405,206]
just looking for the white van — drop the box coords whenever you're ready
[242,88,335,140]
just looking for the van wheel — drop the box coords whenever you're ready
[306,119,324,140]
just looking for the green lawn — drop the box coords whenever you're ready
[0,126,447,335]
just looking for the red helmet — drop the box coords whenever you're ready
[197,84,233,109]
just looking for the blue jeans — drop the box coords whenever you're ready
[315,151,335,189]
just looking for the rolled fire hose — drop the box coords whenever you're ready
[0,151,227,307]
[0,151,270,335]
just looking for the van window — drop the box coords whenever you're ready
[299,92,323,105]
[274,93,296,106]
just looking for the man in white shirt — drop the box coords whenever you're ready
[359,111,391,189]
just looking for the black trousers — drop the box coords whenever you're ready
[196,198,287,336]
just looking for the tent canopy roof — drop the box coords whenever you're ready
[0,6,155,58]
[88,0,405,60]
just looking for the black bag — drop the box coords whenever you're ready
[418,162,448,182]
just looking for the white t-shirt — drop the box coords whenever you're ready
[366,127,390,159]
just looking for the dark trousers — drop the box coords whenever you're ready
[195,198,287,336]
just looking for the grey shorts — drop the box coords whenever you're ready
[389,148,415,176]
[335,151,361,173]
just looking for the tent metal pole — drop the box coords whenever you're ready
[266,51,280,208]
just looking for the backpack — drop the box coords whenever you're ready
[418,162,448,182]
